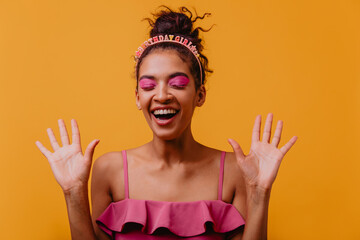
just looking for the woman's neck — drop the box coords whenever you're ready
[148,128,202,167]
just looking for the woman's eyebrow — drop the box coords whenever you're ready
[168,72,189,79]
[139,75,155,80]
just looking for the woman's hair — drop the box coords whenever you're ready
[135,6,213,89]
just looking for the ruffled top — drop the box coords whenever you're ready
[97,198,245,239]
[96,151,245,239]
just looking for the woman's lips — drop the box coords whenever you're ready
[151,109,179,126]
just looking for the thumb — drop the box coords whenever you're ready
[228,138,245,161]
[84,139,100,162]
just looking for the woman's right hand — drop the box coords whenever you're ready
[36,119,99,193]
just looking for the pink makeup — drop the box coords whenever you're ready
[168,76,189,88]
[139,79,157,90]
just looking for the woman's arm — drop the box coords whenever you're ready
[228,114,297,240]
[91,152,121,239]
[232,187,271,240]
[64,184,98,239]
[36,119,100,240]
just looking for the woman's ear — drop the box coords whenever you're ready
[196,85,206,107]
[135,89,142,110]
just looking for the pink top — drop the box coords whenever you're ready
[96,151,245,239]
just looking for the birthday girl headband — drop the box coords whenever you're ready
[135,35,203,83]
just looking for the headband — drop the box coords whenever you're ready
[135,34,203,83]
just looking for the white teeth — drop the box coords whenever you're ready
[153,109,177,115]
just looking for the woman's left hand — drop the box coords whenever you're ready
[228,113,297,191]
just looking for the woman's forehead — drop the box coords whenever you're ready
[139,49,192,78]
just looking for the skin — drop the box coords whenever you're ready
[36,48,297,240]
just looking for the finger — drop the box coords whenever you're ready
[71,119,81,147]
[35,141,52,158]
[58,119,70,146]
[84,139,100,162]
[252,115,261,143]
[46,128,60,151]
[228,138,245,162]
[271,120,283,147]
[262,113,273,143]
[280,136,298,154]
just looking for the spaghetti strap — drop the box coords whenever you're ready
[122,150,129,199]
[218,151,226,201]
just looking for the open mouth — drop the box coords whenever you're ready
[152,109,179,120]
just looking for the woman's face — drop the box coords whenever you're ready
[136,49,206,140]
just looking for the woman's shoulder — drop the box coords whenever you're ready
[223,151,240,172]
[93,145,147,173]
[200,147,245,204]
[202,146,239,170]
[223,151,244,184]
[93,151,125,177]
[200,146,244,185]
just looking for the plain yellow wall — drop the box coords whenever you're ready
[1,0,359,239]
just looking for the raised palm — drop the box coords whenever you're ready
[229,114,297,190]
[36,119,99,192]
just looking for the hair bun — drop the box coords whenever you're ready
[150,11,193,37]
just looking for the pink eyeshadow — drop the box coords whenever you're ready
[168,76,189,87]
[139,79,157,89]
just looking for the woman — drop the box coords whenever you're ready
[36,6,297,240]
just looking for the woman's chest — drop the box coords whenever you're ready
[109,157,235,203]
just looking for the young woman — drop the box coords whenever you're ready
[36,7,297,240]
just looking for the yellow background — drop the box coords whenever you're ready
[1,0,359,239]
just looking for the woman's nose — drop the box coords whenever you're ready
[154,83,173,103]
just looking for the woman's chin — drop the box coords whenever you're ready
[153,131,180,141]
[151,126,190,141]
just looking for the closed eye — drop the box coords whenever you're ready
[139,79,157,90]
[168,76,190,88]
